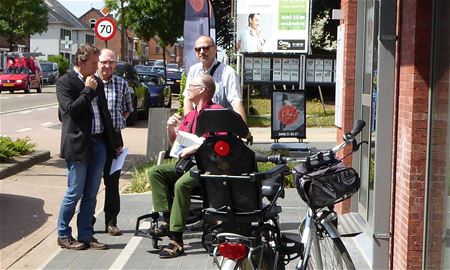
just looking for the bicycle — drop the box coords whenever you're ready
[259,120,366,270]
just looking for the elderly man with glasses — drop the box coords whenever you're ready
[148,74,222,259]
[183,36,248,126]
[92,49,134,236]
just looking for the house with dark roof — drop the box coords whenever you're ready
[30,0,94,67]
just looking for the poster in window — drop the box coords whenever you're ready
[282,70,291,81]
[245,57,253,69]
[271,91,306,139]
[253,69,262,81]
[290,71,299,82]
[282,58,291,70]
[323,71,332,82]
[262,69,271,81]
[262,58,271,69]
[306,70,315,82]
[253,58,262,69]
[273,70,282,81]
[324,59,333,71]
[244,69,253,81]
[290,58,300,70]
[314,59,324,70]
[273,58,282,69]
[314,71,323,82]
[306,59,315,70]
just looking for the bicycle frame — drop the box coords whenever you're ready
[296,207,342,270]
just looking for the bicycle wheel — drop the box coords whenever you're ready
[307,232,355,270]
[299,220,355,270]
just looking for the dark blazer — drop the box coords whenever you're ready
[56,70,118,162]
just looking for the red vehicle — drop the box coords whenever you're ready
[0,57,43,93]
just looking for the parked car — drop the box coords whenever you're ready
[134,65,153,74]
[0,57,43,93]
[137,71,172,108]
[167,63,180,72]
[40,62,59,84]
[114,61,148,125]
[165,70,183,94]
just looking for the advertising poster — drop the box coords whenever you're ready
[273,70,282,81]
[306,59,315,70]
[271,91,306,138]
[273,58,282,69]
[236,0,310,53]
[306,70,315,82]
[282,58,291,70]
[324,59,333,70]
[314,59,324,70]
[262,58,271,69]
[323,71,332,82]
[245,57,254,69]
[253,58,262,69]
[253,69,262,81]
[282,70,291,81]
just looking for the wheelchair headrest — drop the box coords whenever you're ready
[196,108,249,138]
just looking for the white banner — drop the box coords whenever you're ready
[236,0,310,53]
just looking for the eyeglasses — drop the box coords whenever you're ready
[98,60,116,66]
[194,45,213,53]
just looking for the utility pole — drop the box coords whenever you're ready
[120,0,127,61]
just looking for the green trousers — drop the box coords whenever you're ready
[148,162,199,232]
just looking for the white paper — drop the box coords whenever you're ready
[110,147,128,175]
[169,131,204,158]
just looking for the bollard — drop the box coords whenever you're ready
[146,108,171,160]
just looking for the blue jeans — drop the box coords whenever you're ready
[57,138,107,241]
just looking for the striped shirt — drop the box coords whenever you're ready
[75,69,103,134]
[184,60,242,109]
[102,75,134,131]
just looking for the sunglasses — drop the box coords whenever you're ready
[194,45,213,53]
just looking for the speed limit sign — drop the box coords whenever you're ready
[94,17,117,41]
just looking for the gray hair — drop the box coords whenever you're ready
[197,74,215,98]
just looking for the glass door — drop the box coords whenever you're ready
[357,0,379,225]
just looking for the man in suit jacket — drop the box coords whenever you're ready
[56,44,119,250]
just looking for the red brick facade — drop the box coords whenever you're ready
[335,0,358,214]
[392,0,432,269]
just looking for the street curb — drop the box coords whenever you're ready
[0,150,51,179]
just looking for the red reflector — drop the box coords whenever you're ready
[219,242,247,260]
[214,140,230,157]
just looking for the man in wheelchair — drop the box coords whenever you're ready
[147,74,223,258]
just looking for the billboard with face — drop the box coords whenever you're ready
[236,0,311,53]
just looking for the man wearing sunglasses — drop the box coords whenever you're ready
[183,36,247,125]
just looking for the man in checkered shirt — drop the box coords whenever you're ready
[96,48,134,236]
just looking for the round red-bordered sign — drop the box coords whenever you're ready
[94,17,117,41]
[278,105,298,125]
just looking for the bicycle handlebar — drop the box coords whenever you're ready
[256,120,366,169]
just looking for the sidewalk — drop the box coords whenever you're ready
[0,126,353,270]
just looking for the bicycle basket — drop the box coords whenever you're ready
[295,162,360,209]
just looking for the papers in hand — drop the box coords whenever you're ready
[169,131,204,158]
[110,147,128,175]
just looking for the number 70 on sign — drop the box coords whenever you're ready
[94,17,117,41]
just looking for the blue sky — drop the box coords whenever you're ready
[59,0,105,18]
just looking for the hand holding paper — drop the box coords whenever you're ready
[110,147,128,175]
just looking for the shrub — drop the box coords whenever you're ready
[0,136,36,162]
[48,55,69,76]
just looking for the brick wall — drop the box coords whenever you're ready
[392,0,433,269]
[335,0,357,214]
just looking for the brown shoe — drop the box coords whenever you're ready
[106,225,123,236]
[80,237,108,250]
[57,237,86,250]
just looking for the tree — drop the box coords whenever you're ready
[125,0,185,70]
[210,0,233,50]
[310,0,340,54]
[0,0,48,52]
[104,0,128,61]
